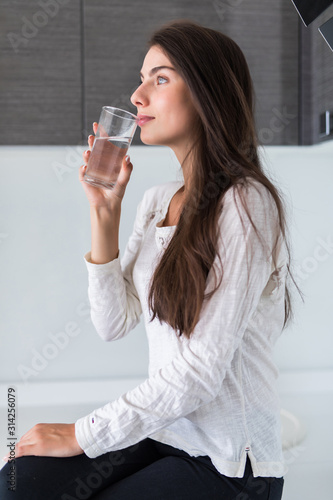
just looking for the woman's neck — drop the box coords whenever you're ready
[171,144,195,197]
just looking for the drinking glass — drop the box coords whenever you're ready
[84,106,138,190]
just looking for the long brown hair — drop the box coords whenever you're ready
[147,20,303,338]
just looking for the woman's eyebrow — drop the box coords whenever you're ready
[140,65,176,79]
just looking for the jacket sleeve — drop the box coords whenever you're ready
[75,181,283,458]
[83,195,147,342]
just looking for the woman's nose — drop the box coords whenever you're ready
[130,84,147,108]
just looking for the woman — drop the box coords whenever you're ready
[0,20,299,499]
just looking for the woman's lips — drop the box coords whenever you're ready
[137,115,155,127]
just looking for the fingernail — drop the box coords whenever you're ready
[125,155,130,164]
[84,150,89,155]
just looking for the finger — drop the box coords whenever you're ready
[15,424,40,446]
[112,155,133,199]
[3,439,26,461]
[117,155,133,185]
[79,164,87,181]
[12,443,24,459]
[87,122,99,149]
[88,134,95,149]
[83,149,91,162]
[17,427,33,443]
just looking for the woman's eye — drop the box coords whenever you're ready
[157,76,168,84]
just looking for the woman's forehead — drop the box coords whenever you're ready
[141,46,172,72]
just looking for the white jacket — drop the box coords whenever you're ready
[75,179,288,478]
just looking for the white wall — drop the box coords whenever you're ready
[261,143,333,372]
[0,142,332,385]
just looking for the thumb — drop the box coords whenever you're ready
[112,155,133,200]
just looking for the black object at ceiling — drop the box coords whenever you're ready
[290,0,333,26]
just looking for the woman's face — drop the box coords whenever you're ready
[130,45,198,152]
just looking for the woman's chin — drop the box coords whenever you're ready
[139,137,155,145]
[139,133,163,146]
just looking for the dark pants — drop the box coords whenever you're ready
[0,438,284,499]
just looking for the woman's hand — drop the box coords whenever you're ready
[3,423,84,461]
[79,122,134,209]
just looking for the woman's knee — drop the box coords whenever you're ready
[0,462,19,499]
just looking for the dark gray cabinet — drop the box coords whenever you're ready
[1,0,330,146]
[83,0,299,146]
[299,4,333,144]
[212,0,299,146]
[0,0,82,145]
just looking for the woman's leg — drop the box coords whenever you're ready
[91,446,284,500]
[0,439,161,500]
[0,440,284,500]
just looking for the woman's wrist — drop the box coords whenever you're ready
[89,200,121,217]
[90,204,121,264]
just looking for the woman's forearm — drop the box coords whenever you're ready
[90,204,121,264]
